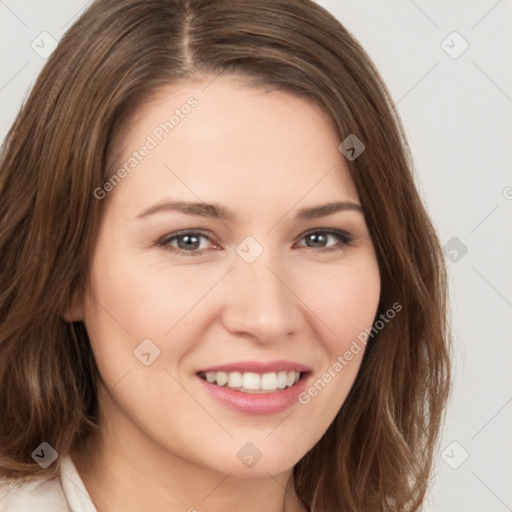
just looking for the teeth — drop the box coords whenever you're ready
[227,372,242,388]
[277,371,287,389]
[260,372,277,390]
[242,372,261,390]
[215,371,228,386]
[201,370,303,392]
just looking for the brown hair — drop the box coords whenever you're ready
[0,0,451,510]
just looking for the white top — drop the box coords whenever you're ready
[1,457,314,511]
[0,454,97,511]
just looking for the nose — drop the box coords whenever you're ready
[219,250,305,344]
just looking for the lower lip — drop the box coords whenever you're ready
[196,373,310,415]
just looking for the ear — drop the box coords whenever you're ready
[62,287,85,322]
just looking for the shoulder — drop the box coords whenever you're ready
[0,473,67,511]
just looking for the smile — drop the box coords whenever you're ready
[197,370,303,393]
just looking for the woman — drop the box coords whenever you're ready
[0,0,450,510]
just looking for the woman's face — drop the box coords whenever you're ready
[77,76,380,478]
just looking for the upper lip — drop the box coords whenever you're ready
[197,360,312,374]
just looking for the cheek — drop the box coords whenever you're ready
[301,258,381,347]
[291,257,380,434]
[83,246,227,370]
[87,239,204,329]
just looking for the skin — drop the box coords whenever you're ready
[66,76,381,512]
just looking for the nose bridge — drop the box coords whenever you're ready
[221,245,302,341]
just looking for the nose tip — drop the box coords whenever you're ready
[219,253,304,343]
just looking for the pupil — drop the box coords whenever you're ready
[178,235,200,250]
[307,233,327,247]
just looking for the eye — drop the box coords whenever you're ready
[158,230,217,256]
[158,228,354,257]
[295,229,353,252]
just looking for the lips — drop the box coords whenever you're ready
[195,360,312,415]
[197,360,312,374]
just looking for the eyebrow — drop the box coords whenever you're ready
[136,199,364,221]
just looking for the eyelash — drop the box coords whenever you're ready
[158,229,354,257]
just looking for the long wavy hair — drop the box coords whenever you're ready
[0,1,451,510]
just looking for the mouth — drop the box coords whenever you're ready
[197,370,308,394]
[195,363,312,415]
[194,360,312,414]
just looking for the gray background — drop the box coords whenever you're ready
[1,1,511,510]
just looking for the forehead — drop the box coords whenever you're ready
[105,76,359,217]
